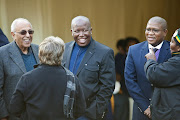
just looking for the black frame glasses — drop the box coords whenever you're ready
[15,30,34,35]
[145,28,164,34]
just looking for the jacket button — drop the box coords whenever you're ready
[149,98,151,101]
[151,84,153,86]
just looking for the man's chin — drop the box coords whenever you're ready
[23,44,31,48]
[78,44,86,47]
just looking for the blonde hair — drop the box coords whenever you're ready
[39,36,65,65]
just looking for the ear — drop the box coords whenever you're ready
[177,46,180,51]
[11,32,15,39]
[90,27,92,34]
[71,29,73,36]
[164,29,168,37]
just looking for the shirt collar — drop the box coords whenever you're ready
[148,41,164,50]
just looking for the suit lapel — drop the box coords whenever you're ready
[9,41,26,73]
[76,39,95,76]
[140,41,149,65]
[31,44,39,64]
[157,41,170,63]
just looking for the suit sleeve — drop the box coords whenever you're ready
[9,75,26,117]
[144,59,180,87]
[0,28,9,47]
[124,47,149,112]
[0,53,9,119]
[96,49,116,119]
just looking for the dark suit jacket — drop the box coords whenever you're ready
[62,39,116,120]
[0,28,9,47]
[124,40,171,120]
[144,55,180,120]
[0,41,39,119]
[9,64,86,120]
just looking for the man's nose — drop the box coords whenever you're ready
[25,32,30,37]
[79,31,85,36]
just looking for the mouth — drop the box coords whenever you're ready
[148,37,155,41]
[23,39,31,44]
[78,38,86,44]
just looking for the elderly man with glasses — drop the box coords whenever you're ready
[124,16,171,120]
[0,18,39,120]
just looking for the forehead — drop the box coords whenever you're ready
[16,21,32,31]
[72,20,90,29]
[146,21,162,29]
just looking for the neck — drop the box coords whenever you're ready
[20,47,28,54]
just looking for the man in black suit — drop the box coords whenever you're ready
[0,28,9,47]
[62,16,116,120]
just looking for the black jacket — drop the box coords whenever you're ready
[144,55,180,120]
[0,28,9,47]
[9,64,86,120]
[62,39,116,119]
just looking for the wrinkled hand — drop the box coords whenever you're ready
[144,106,151,118]
[145,48,156,61]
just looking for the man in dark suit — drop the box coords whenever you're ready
[62,16,116,120]
[0,18,39,120]
[124,16,171,120]
[0,28,9,47]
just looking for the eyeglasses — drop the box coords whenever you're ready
[15,30,34,35]
[145,28,163,34]
[73,29,90,34]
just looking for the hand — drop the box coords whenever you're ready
[144,106,151,118]
[145,48,156,61]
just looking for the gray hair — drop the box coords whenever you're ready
[11,18,32,32]
[148,16,167,30]
[39,36,65,66]
[71,16,91,30]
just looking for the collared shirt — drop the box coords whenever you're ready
[148,41,163,60]
[69,42,90,75]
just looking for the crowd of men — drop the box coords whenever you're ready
[0,16,179,120]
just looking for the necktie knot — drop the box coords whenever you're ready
[153,48,158,53]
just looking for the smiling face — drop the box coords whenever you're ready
[11,21,33,51]
[145,21,167,47]
[71,19,92,47]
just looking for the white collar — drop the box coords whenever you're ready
[148,41,163,50]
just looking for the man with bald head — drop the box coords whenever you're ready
[62,16,115,120]
[0,18,39,120]
[124,16,171,120]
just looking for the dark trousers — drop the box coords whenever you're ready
[113,93,129,120]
